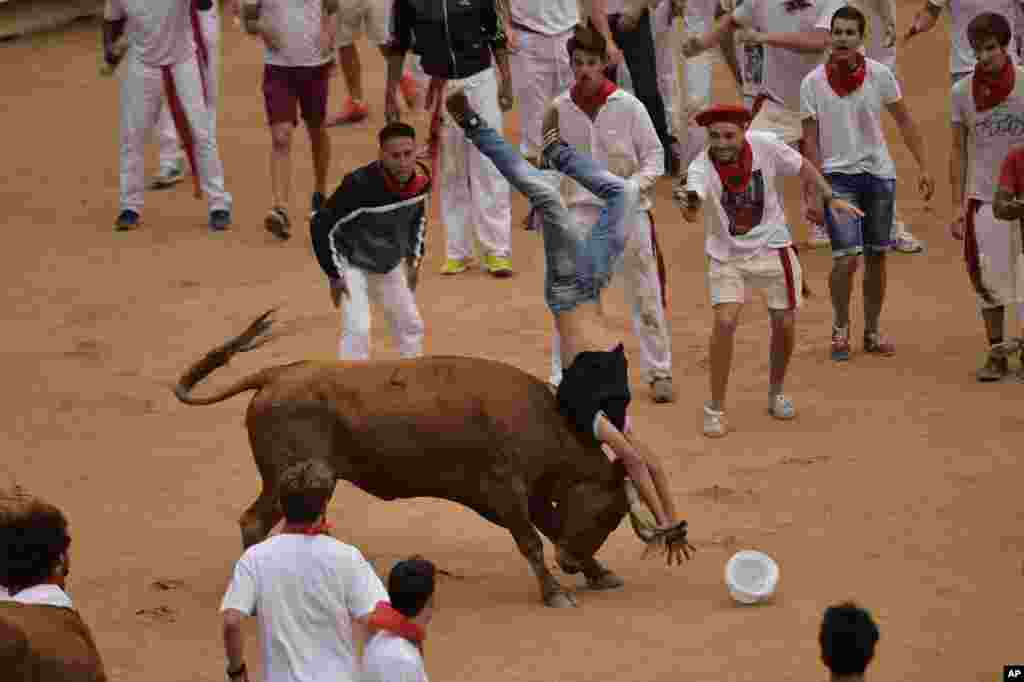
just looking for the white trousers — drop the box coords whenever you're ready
[120,54,231,213]
[440,68,512,259]
[972,203,1024,314]
[678,12,712,167]
[157,8,220,171]
[339,263,425,360]
[509,27,574,158]
[550,207,672,384]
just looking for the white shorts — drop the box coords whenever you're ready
[335,0,389,47]
[708,247,803,310]
[750,99,807,147]
[970,203,1024,310]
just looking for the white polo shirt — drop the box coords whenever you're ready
[951,65,1024,202]
[928,0,1021,76]
[800,57,901,178]
[553,87,665,212]
[510,0,579,35]
[361,631,429,682]
[687,131,804,261]
[221,534,388,682]
[104,0,197,67]
[732,0,844,111]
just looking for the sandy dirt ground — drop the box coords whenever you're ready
[1,2,1022,680]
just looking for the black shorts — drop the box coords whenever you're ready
[556,343,631,443]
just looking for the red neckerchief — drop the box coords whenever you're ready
[571,77,617,118]
[825,52,867,97]
[974,58,1016,112]
[712,141,754,194]
[379,163,429,199]
[280,520,333,536]
[367,601,426,650]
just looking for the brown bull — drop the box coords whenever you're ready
[0,602,107,682]
[173,311,656,607]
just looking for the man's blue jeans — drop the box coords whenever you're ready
[465,124,639,312]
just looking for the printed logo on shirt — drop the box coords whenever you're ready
[721,170,766,236]
[976,110,1024,141]
[782,0,814,13]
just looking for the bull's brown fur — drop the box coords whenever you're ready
[173,311,632,607]
[0,603,107,682]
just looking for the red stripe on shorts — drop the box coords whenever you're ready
[162,65,202,199]
[778,247,797,310]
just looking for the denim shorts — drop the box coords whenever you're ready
[824,173,896,258]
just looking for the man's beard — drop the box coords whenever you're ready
[710,148,739,163]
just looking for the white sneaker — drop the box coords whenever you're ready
[149,158,185,190]
[892,222,924,253]
[769,394,796,420]
[703,403,728,438]
[807,222,831,249]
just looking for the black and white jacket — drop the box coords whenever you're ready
[387,0,508,79]
[310,160,431,280]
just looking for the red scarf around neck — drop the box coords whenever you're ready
[974,58,1016,112]
[825,52,867,97]
[571,77,617,118]
[712,141,754,194]
[367,601,426,649]
[380,163,429,199]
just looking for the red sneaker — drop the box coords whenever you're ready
[326,99,368,127]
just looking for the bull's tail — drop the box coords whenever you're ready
[173,309,280,406]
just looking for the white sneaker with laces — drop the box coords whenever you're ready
[703,403,728,438]
[769,394,796,420]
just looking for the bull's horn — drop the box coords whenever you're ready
[624,480,659,543]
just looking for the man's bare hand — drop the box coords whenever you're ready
[406,261,420,293]
[919,172,935,201]
[385,87,401,122]
[951,208,966,240]
[681,34,704,58]
[607,40,624,65]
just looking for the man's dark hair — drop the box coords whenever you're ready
[831,5,866,38]
[967,12,1012,50]
[819,602,879,676]
[379,122,417,147]
[0,492,71,591]
[278,460,335,524]
[388,556,436,618]
[567,23,608,59]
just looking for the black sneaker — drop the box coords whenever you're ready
[445,89,482,130]
[209,209,232,232]
[114,209,140,231]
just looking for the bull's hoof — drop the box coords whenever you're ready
[544,590,578,608]
[586,570,625,591]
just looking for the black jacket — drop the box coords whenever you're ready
[388,0,507,79]
[310,161,431,279]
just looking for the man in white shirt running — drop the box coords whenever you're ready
[221,460,388,682]
[801,5,933,362]
[0,492,75,610]
[948,13,1024,381]
[675,104,862,438]
[683,0,844,249]
[548,23,676,403]
[361,557,436,682]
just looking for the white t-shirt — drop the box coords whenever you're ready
[800,58,901,177]
[261,0,331,67]
[220,534,388,682]
[510,0,579,35]
[951,65,1024,202]
[104,0,197,67]
[0,584,75,609]
[733,0,844,111]
[687,131,804,261]
[928,0,1021,76]
[361,632,429,682]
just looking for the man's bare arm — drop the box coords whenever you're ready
[951,123,967,211]
[905,0,941,42]
[752,27,830,54]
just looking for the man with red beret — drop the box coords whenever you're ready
[675,103,862,438]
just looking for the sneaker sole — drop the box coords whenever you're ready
[149,175,184,190]
[326,113,368,128]
[488,269,514,278]
[703,428,728,438]
[769,410,796,420]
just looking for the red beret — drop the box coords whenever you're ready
[694,104,752,128]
